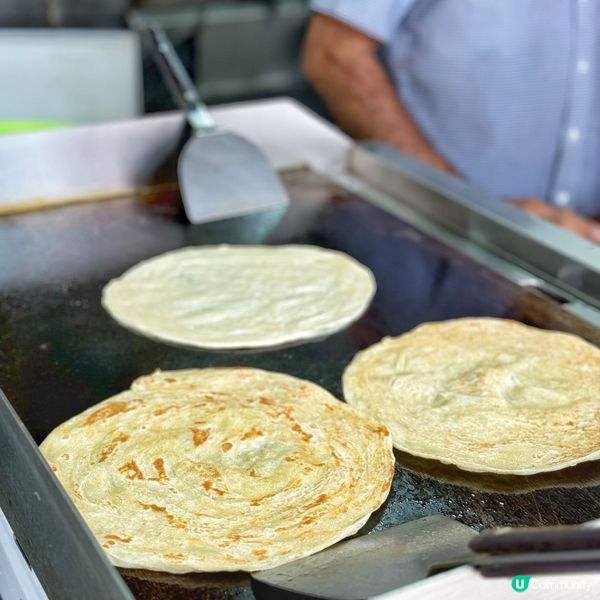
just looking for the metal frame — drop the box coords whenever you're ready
[0,389,133,600]
[351,142,600,309]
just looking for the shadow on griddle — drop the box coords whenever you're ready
[120,324,333,355]
[393,449,600,495]
[120,568,252,599]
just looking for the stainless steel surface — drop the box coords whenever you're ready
[149,28,289,224]
[351,141,600,309]
[0,510,48,600]
[0,29,141,124]
[252,516,477,600]
[0,389,134,600]
[0,112,186,208]
[333,169,600,333]
[177,131,290,223]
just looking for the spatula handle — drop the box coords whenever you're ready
[470,520,600,554]
[148,25,216,132]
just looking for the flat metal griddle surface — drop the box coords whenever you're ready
[1,169,599,599]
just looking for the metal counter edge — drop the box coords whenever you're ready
[0,388,134,600]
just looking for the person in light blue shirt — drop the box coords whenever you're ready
[303,0,600,242]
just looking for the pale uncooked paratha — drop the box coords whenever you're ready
[343,318,600,475]
[102,245,376,349]
[41,368,394,573]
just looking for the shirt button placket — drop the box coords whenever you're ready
[554,190,571,207]
[551,0,591,210]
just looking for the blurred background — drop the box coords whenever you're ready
[0,0,325,130]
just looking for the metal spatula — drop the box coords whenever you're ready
[149,26,289,224]
[252,515,600,599]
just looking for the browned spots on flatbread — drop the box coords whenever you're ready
[221,441,233,452]
[138,502,186,529]
[73,483,83,499]
[163,553,186,561]
[275,515,315,532]
[369,424,390,438]
[118,459,145,480]
[191,427,210,446]
[164,377,176,383]
[470,442,496,450]
[331,448,342,466]
[153,405,178,416]
[253,549,268,558]
[104,534,132,543]
[202,481,226,496]
[229,532,254,541]
[324,404,334,412]
[381,473,394,494]
[85,401,134,426]
[303,466,313,474]
[267,406,295,421]
[291,422,312,442]
[285,455,297,462]
[259,396,274,405]
[50,465,57,473]
[304,494,328,510]
[241,426,264,440]
[248,469,259,477]
[99,432,129,462]
[148,458,169,482]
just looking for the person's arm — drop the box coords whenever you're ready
[303,13,600,242]
[512,198,600,243]
[302,13,455,174]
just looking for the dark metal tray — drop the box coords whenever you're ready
[1,169,599,599]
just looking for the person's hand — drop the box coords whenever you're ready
[512,197,600,243]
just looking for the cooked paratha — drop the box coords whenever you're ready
[343,318,600,475]
[101,245,376,349]
[41,368,394,573]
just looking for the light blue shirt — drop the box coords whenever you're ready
[312,0,600,217]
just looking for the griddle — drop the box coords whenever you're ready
[1,168,600,600]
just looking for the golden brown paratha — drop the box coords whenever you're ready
[41,368,394,573]
[101,245,376,349]
[343,318,600,474]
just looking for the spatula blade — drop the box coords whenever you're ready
[251,516,477,600]
[178,130,289,224]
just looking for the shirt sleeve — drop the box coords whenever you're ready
[310,0,417,43]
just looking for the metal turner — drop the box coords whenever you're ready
[148,26,289,224]
[252,515,600,599]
